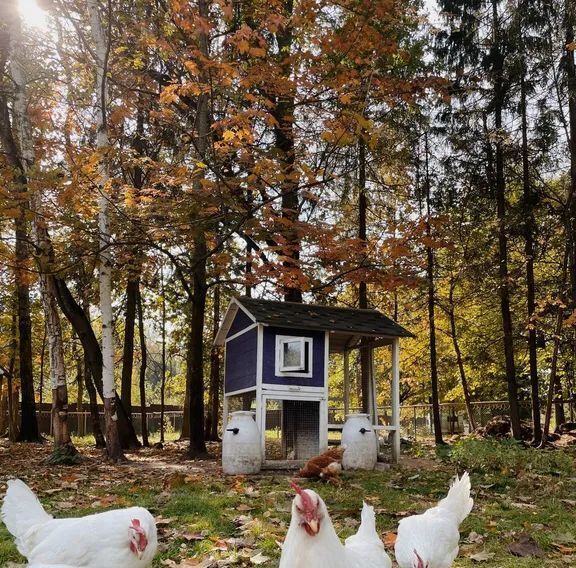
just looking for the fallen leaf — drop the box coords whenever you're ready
[250,551,270,565]
[508,534,545,558]
[469,551,495,562]
[382,531,397,548]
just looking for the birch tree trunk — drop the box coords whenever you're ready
[6,4,79,455]
[87,0,124,462]
[0,3,39,444]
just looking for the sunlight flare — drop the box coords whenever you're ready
[18,0,49,31]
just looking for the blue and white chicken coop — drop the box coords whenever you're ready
[214,297,413,464]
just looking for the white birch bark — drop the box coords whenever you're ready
[87,0,114,401]
[8,10,68,429]
[86,0,124,460]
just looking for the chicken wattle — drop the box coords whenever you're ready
[279,481,391,568]
[1,479,157,568]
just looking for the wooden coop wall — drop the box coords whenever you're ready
[262,327,325,387]
[225,327,258,393]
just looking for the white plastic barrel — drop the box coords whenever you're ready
[342,413,377,470]
[222,411,262,475]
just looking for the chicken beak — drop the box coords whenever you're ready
[136,549,144,560]
[306,519,319,535]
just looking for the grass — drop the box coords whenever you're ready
[0,438,575,566]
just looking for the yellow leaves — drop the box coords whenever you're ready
[159,84,180,105]
[564,310,576,328]
[321,127,354,147]
[184,60,199,76]
[249,46,266,58]
[339,93,352,104]
[2,208,21,219]
[237,40,266,58]
[238,40,250,54]
[132,56,145,70]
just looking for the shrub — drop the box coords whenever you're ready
[449,438,574,476]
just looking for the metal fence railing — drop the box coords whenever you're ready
[3,400,574,441]
[32,411,184,438]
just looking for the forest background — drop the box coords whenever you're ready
[1,0,575,461]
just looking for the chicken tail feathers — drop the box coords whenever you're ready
[344,501,379,548]
[357,502,377,537]
[438,471,473,524]
[1,479,53,539]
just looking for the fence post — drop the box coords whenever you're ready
[413,406,417,441]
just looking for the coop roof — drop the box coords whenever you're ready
[215,297,413,348]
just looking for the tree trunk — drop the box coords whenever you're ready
[79,284,105,446]
[273,0,301,303]
[39,323,47,405]
[84,355,106,448]
[542,242,570,441]
[137,284,149,447]
[520,71,542,443]
[120,277,139,419]
[424,133,444,444]
[9,4,81,459]
[7,306,18,441]
[447,282,476,430]
[565,0,576,316]
[358,137,372,414]
[74,342,85,437]
[52,277,139,449]
[492,0,522,440]
[87,0,125,462]
[0,373,5,436]
[8,376,18,442]
[14,200,38,441]
[564,0,576,431]
[0,8,42,444]
[206,286,221,441]
[187,245,209,457]
[181,381,191,440]
[160,265,166,444]
[186,0,210,458]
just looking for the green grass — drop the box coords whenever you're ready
[1,439,575,566]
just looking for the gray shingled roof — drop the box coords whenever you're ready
[236,297,413,338]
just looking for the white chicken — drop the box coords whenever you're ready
[394,472,473,568]
[1,479,157,568]
[279,481,392,568]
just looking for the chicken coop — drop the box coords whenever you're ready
[214,297,413,466]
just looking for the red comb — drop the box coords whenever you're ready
[131,519,141,528]
[290,480,303,494]
[289,480,315,512]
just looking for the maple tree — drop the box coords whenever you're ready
[2,0,576,460]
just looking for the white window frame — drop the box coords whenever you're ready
[275,335,313,378]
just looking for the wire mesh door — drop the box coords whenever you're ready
[264,398,320,461]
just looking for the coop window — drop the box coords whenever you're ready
[276,336,312,377]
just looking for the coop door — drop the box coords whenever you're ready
[265,399,320,460]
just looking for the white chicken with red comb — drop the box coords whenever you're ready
[279,481,391,568]
[1,479,157,568]
[394,472,473,568]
